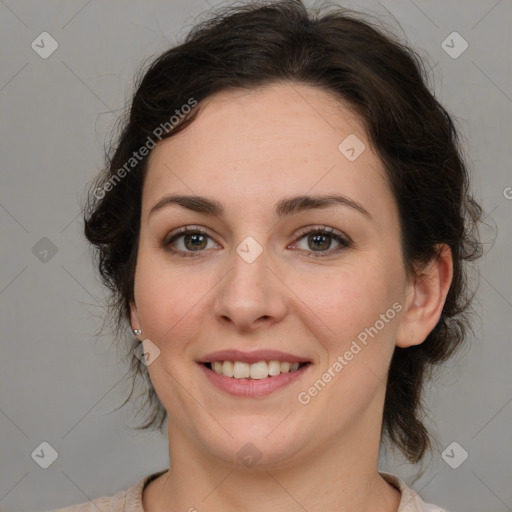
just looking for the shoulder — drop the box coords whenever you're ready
[43,469,168,512]
[48,486,132,512]
[379,471,450,512]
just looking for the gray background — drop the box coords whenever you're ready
[0,1,511,511]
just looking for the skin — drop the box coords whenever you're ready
[130,82,453,512]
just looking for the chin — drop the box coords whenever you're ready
[197,416,309,469]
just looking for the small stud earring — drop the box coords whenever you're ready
[133,329,142,335]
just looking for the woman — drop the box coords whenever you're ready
[55,1,482,510]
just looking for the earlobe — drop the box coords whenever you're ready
[395,244,453,349]
[130,300,140,331]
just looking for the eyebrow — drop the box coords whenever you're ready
[148,193,372,221]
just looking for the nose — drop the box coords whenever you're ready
[212,241,288,334]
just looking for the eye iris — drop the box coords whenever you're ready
[185,233,207,251]
[309,233,331,251]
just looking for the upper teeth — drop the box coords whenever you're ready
[210,361,302,379]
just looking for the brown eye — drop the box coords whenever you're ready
[307,232,332,251]
[182,232,208,251]
[291,227,351,258]
[163,227,219,257]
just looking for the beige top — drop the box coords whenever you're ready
[48,470,449,512]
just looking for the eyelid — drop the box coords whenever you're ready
[293,225,349,242]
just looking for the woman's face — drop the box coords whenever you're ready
[131,83,414,468]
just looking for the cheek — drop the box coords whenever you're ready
[300,265,401,409]
[133,251,220,343]
[293,260,397,342]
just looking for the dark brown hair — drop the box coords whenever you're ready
[83,0,483,465]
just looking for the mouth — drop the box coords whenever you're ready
[197,350,312,397]
[202,360,310,379]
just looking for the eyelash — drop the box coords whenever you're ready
[161,225,352,259]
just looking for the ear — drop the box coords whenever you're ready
[395,244,453,348]
[130,299,141,333]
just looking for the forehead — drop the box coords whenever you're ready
[142,82,392,221]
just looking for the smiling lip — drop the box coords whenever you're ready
[197,349,310,365]
[199,362,311,397]
[197,350,312,397]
